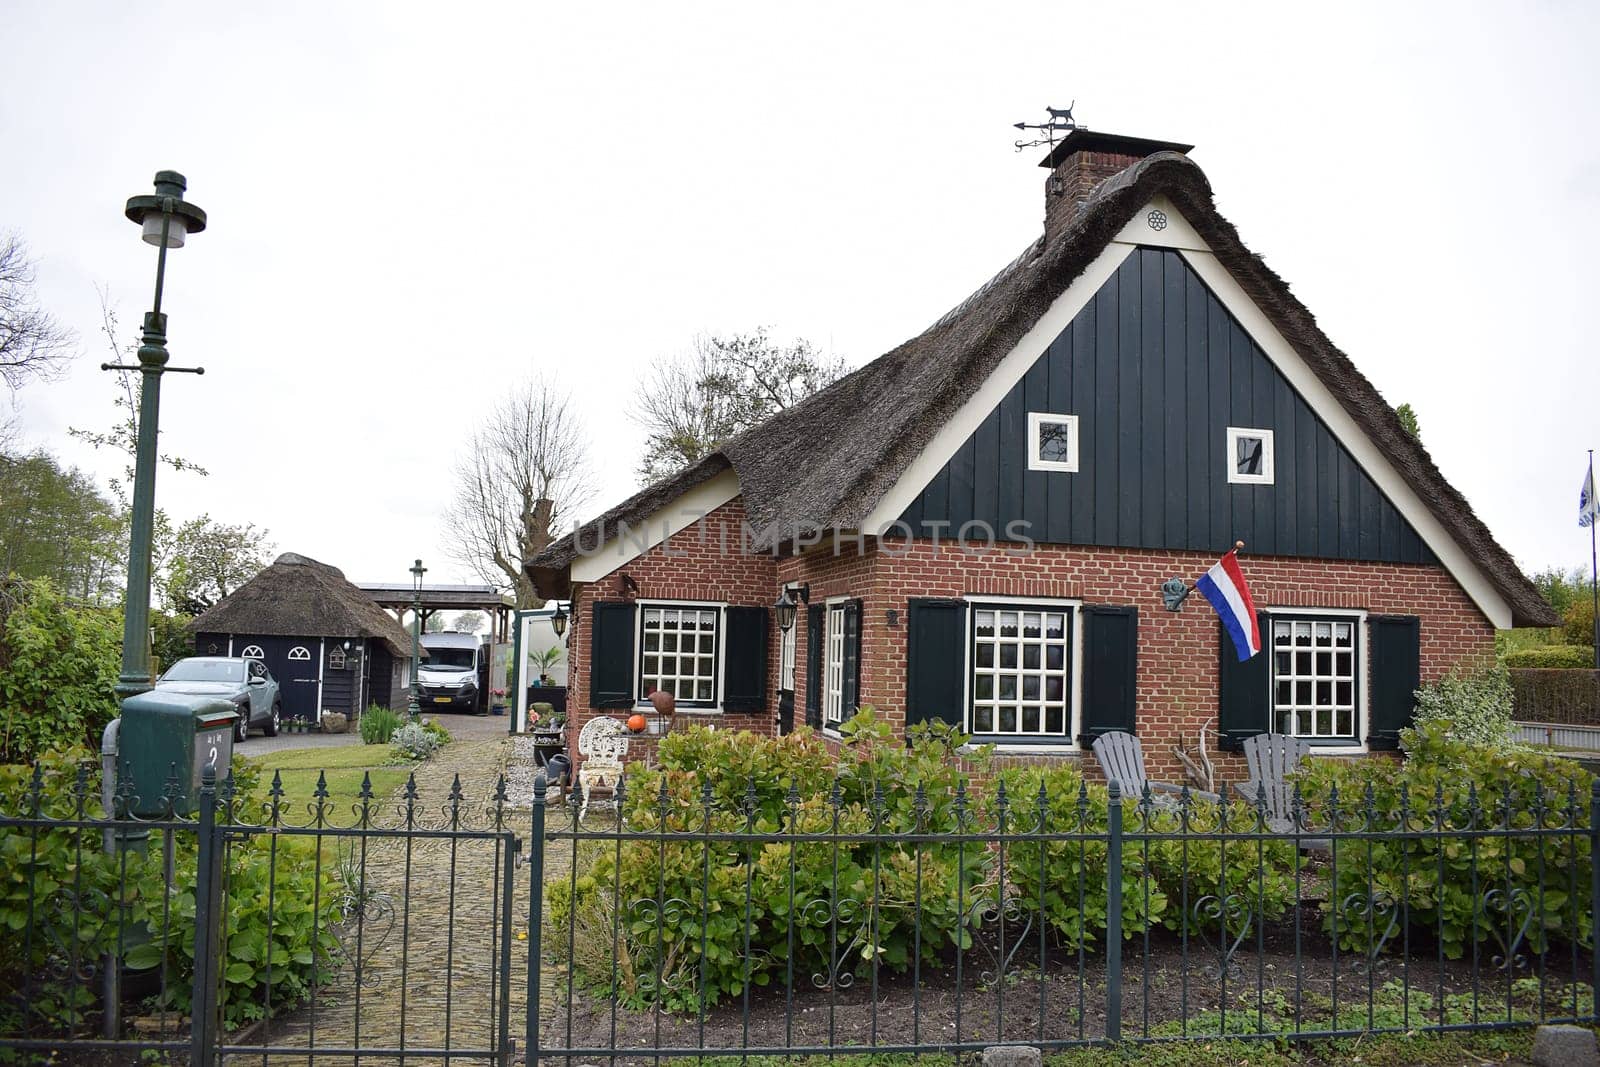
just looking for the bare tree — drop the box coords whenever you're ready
[443,379,593,607]
[0,232,75,395]
[633,329,847,483]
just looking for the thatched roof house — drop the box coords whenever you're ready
[191,552,418,720]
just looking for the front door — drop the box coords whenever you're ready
[236,635,321,721]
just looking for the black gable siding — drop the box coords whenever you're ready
[900,247,1435,565]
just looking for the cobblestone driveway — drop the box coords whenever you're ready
[229,727,566,1065]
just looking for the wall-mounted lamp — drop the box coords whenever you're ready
[550,602,569,638]
[620,573,640,598]
[1161,578,1192,612]
[773,583,810,633]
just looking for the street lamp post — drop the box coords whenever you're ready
[408,559,426,720]
[112,172,207,700]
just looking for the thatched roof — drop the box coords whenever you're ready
[532,151,1555,628]
[190,552,420,657]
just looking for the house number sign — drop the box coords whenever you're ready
[192,719,234,790]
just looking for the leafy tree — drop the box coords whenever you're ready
[442,378,592,607]
[0,449,124,603]
[632,329,847,483]
[1394,402,1421,442]
[156,514,273,614]
[1531,565,1589,620]
[0,578,122,764]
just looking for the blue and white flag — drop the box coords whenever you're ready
[1582,459,1598,529]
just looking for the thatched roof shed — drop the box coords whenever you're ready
[190,552,417,657]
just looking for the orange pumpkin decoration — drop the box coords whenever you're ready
[626,713,648,733]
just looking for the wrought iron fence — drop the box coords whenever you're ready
[529,771,1600,1063]
[2,757,1597,1065]
[0,757,520,1064]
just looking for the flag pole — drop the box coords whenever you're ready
[1590,450,1598,671]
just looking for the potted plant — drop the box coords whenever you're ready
[490,687,508,716]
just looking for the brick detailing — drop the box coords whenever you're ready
[565,496,1495,787]
[1045,149,1150,242]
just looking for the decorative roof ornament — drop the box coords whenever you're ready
[1012,102,1083,152]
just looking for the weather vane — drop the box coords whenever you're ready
[1013,102,1083,152]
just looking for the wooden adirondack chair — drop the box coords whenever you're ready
[1092,731,1219,804]
[1232,733,1328,847]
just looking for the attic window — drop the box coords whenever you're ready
[1028,413,1079,473]
[1226,427,1275,485]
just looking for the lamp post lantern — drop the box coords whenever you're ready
[113,171,207,701]
[408,559,426,720]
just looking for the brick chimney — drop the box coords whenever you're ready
[1041,130,1193,242]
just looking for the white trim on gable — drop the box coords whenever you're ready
[1110,195,1210,253]
[1178,247,1512,628]
[570,468,742,584]
[858,239,1140,533]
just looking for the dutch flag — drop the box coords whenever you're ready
[1197,548,1261,661]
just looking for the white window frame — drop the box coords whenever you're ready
[1226,426,1275,485]
[962,595,1083,749]
[633,600,726,711]
[822,599,848,731]
[1027,412,1080,473]
[1264,607,1368,753]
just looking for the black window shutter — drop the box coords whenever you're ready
[804,603,823,728]
[841,599,863,716]
[1217,612,1270,751]
[723,606,769,713]
[906,598,966,729]
[589,601,637,709]
[1078,606,1138,746]
[1368,614,1420,751]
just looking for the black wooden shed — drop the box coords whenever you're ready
[190,552,420,723]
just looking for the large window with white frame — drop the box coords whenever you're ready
[638,604,721,707]
[1270,614,1359,741]
[970,603,1075,740]
[823,602,846,728]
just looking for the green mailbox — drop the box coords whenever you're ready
[119,691,238,817]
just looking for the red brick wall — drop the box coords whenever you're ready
[563,496,1496,786]
[565,498,779,768]
[859,540,1495,782]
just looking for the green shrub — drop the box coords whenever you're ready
[390,721,440,761]
[1295,721,1593,960]
[0,749,343,1036]
[1412,664,1517,749]
[359,705,402,745]
[420,718,451,746]
[1504,644,1596,669]
[1562,596,1595,648]
[0,578,122,765]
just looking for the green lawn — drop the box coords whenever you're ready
[243,742,414,820]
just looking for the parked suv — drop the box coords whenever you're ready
[156,656,282,742]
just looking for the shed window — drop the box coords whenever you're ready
[1028,413,1079,472]
[1270,616,1358,741]
[1227,427,1275,484]
[639,605,720,707]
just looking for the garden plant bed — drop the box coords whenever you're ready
[544,922,1595,1058]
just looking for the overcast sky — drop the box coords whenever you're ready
[3,1,1596,592]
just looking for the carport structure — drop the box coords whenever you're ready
[357,582,516,642]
